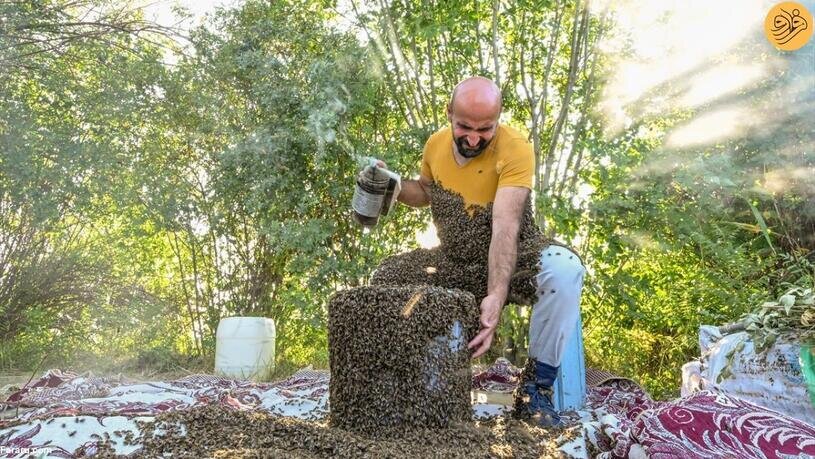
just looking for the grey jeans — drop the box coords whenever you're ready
[528,245,586,367]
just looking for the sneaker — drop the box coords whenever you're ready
[523,382,563,427]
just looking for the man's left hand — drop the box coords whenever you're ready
[468,293,503,359]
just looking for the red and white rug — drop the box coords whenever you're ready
[1,363,814,458]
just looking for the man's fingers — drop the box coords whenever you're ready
[472,345,488,358]
[468,328,490,349]
[471,334,493,359]
[468,328,493,359]
[467,333,484,350]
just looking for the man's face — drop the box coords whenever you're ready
[448,112,498,159]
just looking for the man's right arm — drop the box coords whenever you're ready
[398,175,432,208]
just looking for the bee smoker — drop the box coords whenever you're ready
[351,159,401,227]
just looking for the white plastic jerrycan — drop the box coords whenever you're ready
[215,317,276,381]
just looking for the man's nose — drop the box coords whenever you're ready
[466,134,480,147]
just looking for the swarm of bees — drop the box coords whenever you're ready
[83,403,569,458]
[328,285,480,435]
[80,185,575,457]
[328,185,555,436]
[371,184,551,306]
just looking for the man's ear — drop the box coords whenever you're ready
[446,104,453,123]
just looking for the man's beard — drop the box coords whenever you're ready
[454,135,492,158]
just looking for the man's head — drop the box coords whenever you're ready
[447,77,502,158]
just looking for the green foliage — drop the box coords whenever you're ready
[740,254,815,351]
[148,0,429,364]
[2,0,426,371]
[493,304,531,364]
[542,34,813,397]
[1,0,812,403]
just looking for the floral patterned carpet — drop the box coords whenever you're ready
[1,361,813,458]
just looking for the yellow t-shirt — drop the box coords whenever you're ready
[420,124,534,208]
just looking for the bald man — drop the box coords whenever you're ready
[387,77,585,427]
